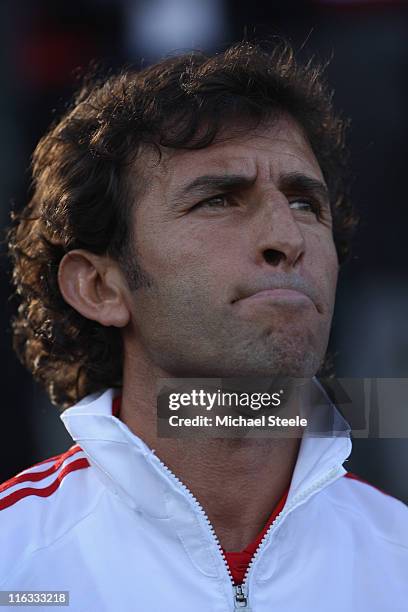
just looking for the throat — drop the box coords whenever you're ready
[152,436,301,551]
[214,485,290,552]
[118,387,301,551]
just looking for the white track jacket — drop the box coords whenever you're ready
[1,388,407,611]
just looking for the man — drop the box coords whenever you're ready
[1,42,407,611]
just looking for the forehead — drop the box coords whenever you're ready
[139,114,325,195]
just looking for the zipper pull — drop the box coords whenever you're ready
[234,584,252,610]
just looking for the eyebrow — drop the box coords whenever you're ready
[171,171,330,206]
[279,172,330,204]
[174,173,257,200]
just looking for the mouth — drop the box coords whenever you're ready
[246,288,309,300]
[237,288,314,308]
[232,282,321,313]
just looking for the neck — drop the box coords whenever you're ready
[120,353,301,551]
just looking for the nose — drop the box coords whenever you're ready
[255,193,305,269]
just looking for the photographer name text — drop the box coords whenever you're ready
[168,415,308,428]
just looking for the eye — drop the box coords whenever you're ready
[192,194,231,210]
[289,198,320,215]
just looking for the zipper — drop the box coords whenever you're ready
[152,454,342,610]
[234,584,250,609]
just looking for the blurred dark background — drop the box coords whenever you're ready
[1,0,408,502]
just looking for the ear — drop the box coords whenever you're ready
[58,250,131,327]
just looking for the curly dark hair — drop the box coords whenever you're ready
[8,40,357,409]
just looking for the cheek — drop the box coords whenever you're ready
[137,216,229,278]
[307,231,338,301]
[324,237,339,287]
[133,221,226,311]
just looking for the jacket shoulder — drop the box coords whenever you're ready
[326,471,408,548]
[0,445,103,586]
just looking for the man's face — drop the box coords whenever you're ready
[124,115,338,378]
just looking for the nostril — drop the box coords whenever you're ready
[264,249,284,266]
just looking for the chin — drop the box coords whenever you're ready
[207,351,322,379]
[272,343,324,377]
[227,336,325,379]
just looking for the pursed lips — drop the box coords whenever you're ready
[231,278,321,313]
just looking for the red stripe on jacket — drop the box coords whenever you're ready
[0,446,83,492]
[0,457,90,511]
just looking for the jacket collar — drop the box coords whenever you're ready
[61,383,352,518]
[288,378,352,500]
